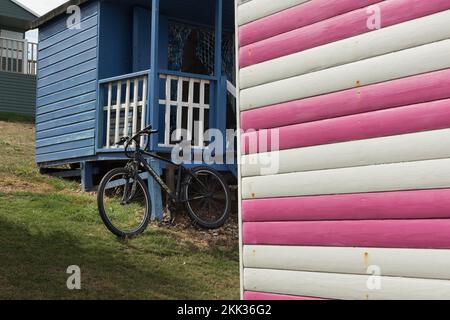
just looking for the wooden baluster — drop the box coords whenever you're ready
[141,77,148,147]
[106,83,113,148]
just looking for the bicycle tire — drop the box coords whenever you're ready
[97,168,152,238]
[183,166,231,229]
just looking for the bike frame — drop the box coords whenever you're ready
[121,128,210,205]
[130,146,209,205]
[135,149,182,200]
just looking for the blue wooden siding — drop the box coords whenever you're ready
[35,1,99,164]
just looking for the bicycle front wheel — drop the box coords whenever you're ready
[97,168,151,238]
[183,167,231,229]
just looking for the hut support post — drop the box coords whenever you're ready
[147,0,163,220]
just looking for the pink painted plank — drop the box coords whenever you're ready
[239,0,450,68]
[243,189,450,222]
[239,0,382,47]
[244,291,325,300]
[241,69,450,131]
[243,220,450,248]
[242,98,450,154]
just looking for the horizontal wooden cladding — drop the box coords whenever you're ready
[243,220,450,248]
[241,68,450,131]
[39,15,98,51]
[37,70,97,98]
[34,2,98,165]
[35,146,94,164]
[240,10,450,90]
[242,98,450,155]
[239,0,450,68]
[241,39,450,111]
[38,26,98,61]
[38,58,97,89]
[244,291,323,300]
[242,129,450,177]
[37,81,97,108]
[244,246,450,281]
[239,0,382,47]
[38,48,97,79]
[39,2,98,42]
[36,129,95,148]
[36,110,95,133]
[242,188,450,222]
[241,158,450,199]
[244,268,450,300]
[237,0,309,26]
[36,100,96,123]
[37,92,97,116]
[36,138,94,156]
[0,73,36,116]
[36,120,95,141]
[38,37,98,70]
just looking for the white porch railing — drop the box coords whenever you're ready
[159,74,211,148]
[101,73,148,148]
[0,37,37,75]
[101,71,213,151]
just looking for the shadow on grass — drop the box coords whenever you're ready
[0,210,229,300]
[0,112,35,124]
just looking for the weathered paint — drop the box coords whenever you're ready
[239,0,450,68]
[240,68,450,131]
[236,0,450,300]
[244,269,450,300]
[243,220,450,248]
[240,10,450,89]
[242,98,450,154]
[242,188,450,222]
[239,0,382,47]
[244,246,450,280]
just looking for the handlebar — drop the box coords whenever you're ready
[117,125,158,157]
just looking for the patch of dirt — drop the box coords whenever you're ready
[0,176,55,193]
[155,210,239,250]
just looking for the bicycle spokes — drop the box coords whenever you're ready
[184,169,230,228]
[102,173,148,234]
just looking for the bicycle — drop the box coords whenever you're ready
[97,125,232,238]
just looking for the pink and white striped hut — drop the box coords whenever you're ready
[235,0,450,300]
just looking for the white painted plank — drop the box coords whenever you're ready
[164,76,172,145]
[244,268,450,300]
[240,39,450,111]
[132,78,139,136]
[176,78,183,140]
[242,129,450,177]
[114,81,122,145]
[240,10,450,89]
[244,246,450,280]
[242,158,450,199]
[237,0,309,26]
[187,79,194,143]
[140,77,148,147]
[105,83,112,148]
[199,80,206,147]
[123,79,131,137]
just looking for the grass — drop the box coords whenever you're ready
[0,119,240,300]
[0,112,35,124]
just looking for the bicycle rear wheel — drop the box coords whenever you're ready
[97,168,151,238]
[183,166,231,229]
